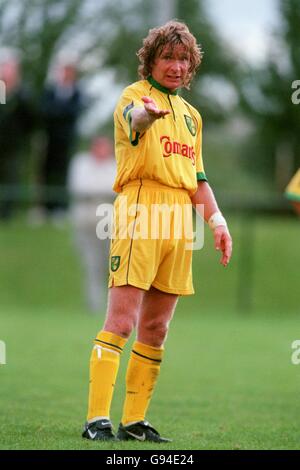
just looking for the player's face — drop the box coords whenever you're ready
[151,44,190,92]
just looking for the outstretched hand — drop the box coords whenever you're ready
[142,96,171,119]
[214,225,232,267]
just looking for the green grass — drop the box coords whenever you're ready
[0,216,300,449]
[1,306,300,450]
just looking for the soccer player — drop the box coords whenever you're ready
[82,20,232,442]
[285,169,300,215]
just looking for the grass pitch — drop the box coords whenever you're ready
[1,305,300,450]
[0,216,300,450]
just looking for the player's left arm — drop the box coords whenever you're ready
[191,181,233,267]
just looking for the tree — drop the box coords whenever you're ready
[0,0,108,99]
[237,0,300,189]
[0,0,242,127]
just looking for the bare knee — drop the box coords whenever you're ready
[138,318,169,347]
[103,320,134,339]
[104,307,136,339]
[103,286,143,339]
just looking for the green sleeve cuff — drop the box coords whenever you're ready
[285,191,300,202]
[197,171,208,182]
[128,111,140,146]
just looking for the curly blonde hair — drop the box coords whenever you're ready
[137,20,203,89]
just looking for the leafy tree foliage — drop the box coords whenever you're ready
[0,0,107,98]
[238,0,300,188]
[0,0,240,122]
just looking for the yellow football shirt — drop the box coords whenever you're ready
[285,169,300,202]
[113,76,207,196]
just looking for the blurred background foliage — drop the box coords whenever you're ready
[1,0,299,197]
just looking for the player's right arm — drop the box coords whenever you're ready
[131,96,170,133]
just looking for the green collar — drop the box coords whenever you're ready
[147,76,179,95]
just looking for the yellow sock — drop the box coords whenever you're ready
[87,330,127,422]
[121,340,164,425]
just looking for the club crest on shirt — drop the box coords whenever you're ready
[111,256,121,272]
[184,114,196,136]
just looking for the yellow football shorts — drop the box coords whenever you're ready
[108,179,194,295]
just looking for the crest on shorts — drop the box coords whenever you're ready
[184,115,196,136]
[111,256,121,272]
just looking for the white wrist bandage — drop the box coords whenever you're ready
[208,212,227,230]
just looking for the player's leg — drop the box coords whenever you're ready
[118,287,178,442]
[103,285,144,336]
[83,285,144,440]
[137,286,178,347]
